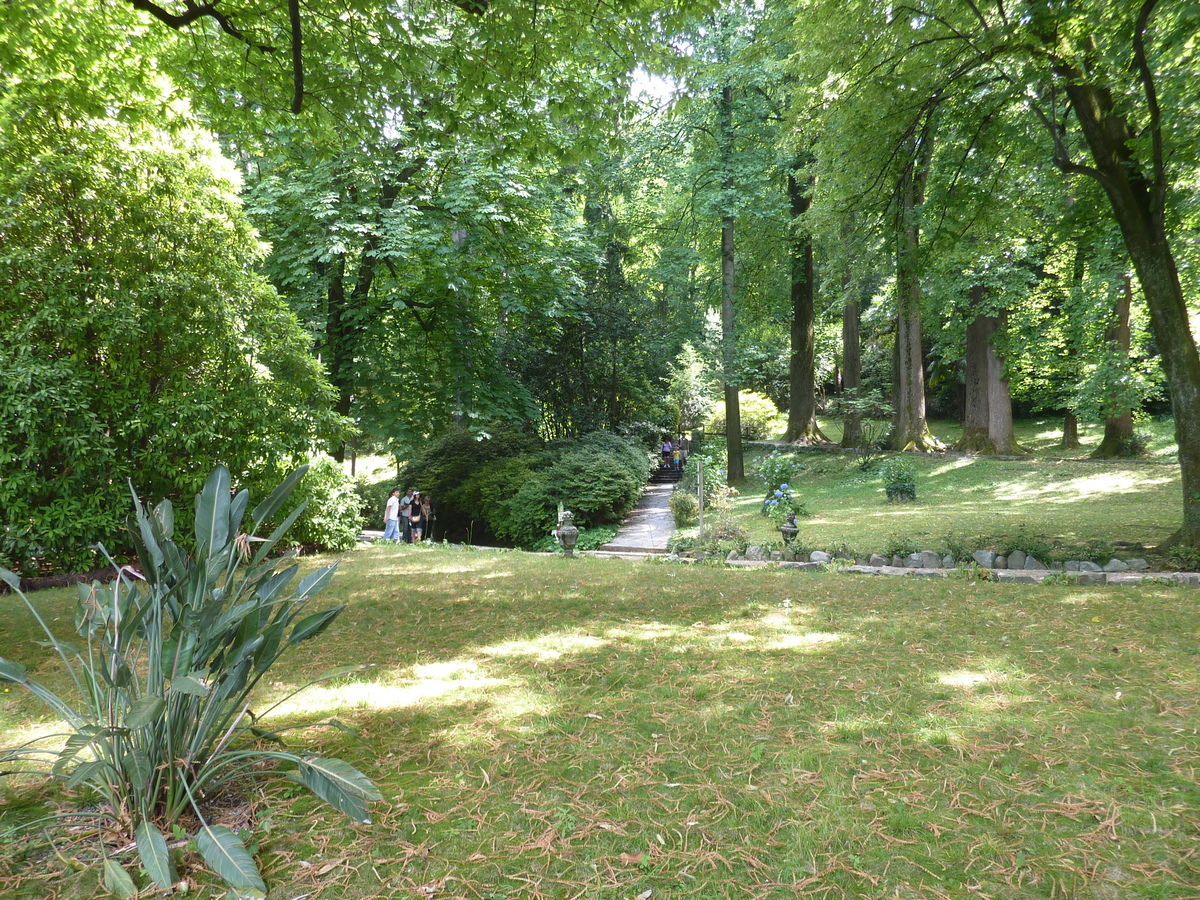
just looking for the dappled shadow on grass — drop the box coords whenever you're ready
[6,549,1200,900]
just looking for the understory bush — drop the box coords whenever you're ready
[0,465,380,899]
[404,429,649,549]
[285,453,363,552]
[707,390,782,440]
[761,483,811,525]
[756,449,807,488]
[879,456,919,502]
[670,488,700,527]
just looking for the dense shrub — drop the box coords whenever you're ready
[544,444,648,527]
[0,75,343,576]
[670,488,700,527]
[707,390,782,440]
[286,454,363,552]
[756,449,807,488]
[401,429,541,538]
[404,429,648,548]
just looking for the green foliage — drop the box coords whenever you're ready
[0,466,380,897]
[707,390,783,440]
[531,524,619,553]
[761,484,811,526]
[406,429,648,548]
[878,456,919,502]
[664,343,717,435]
[286,455,363,552]
[755,450,807,489]
[0,42,342,575]
[669,489,701,527]
[883,534,922,559]
[678,446,734,511]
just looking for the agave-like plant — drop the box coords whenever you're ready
[0,465,381,899]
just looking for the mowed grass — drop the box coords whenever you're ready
[3,544,1199,898]
[731,417,1184,561]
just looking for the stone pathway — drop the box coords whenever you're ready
[598,481,676,554]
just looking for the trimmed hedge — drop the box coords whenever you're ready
[401,428,650,548]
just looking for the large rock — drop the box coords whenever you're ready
[1064,561,1081,572]
[905,552,924,568]
[995,555,1008,569]
[1127,558,1150,572]
[810,550,832,564]
[869,554,889,567]
[1079,561,1102,573]
[919,551,943,568]
[1024,556,1047,570]
[1103,558,1129,573]
[769,551,783,562]
[943,554,955,568]
[1009,550,1027,569]
[891,555,905,567]
[726,550,740,563]
[745,545,769,561]
[1077,572,1106,585]
[997,571,1040,584]
[972,550,997,568]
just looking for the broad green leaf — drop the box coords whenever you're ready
[171,674,210,696]
[249,500,308,567]
[228,488,250,541]
[0,656,27,683]
[290,755,382,824]
[251,464,309,530]
[123,750,152,791]
[136,820,177,891]
[66,758,108,789]
[195,824,266,899]
[125,696,165,729]
[0,567,20,590]
[295,563,339,601]
[253,564,298,604]
[103,858,138,899]
[195,466,231,559]
[287,605,345,646]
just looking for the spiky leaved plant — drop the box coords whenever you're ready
[0,465,380,899]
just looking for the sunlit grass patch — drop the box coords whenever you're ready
[3,548,1200,899]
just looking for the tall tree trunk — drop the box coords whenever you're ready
[1059,56,1200,543]
[783,173,829,444]
[891,134,941,452]
[718,85,743,482]
[840,290,863,448]
[1091,275,1137,458]
[1061,410,1081,449]
[955,295,1019,454]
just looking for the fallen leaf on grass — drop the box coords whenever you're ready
[618,852,644,865]
[636,890,653,900]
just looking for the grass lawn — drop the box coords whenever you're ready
[3,544,1199,899]
[718,416,1187,567]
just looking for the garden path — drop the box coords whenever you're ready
[598,481,675,554]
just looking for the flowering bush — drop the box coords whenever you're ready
[761,483,810,525]
[757,450,806,489]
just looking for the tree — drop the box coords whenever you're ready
[789,0,1200,541]
[0,19,341,572]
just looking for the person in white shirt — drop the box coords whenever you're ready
[383,489,401,541]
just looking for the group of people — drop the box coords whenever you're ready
[383,487,433,543]
[661,435,690,470]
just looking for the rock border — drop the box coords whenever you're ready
[670,546,1196,586]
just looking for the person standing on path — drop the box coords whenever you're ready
[400,487,416,542]
[383,489,402,541]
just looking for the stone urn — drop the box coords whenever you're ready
[556,511,580,557]
[780,514,799,546]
